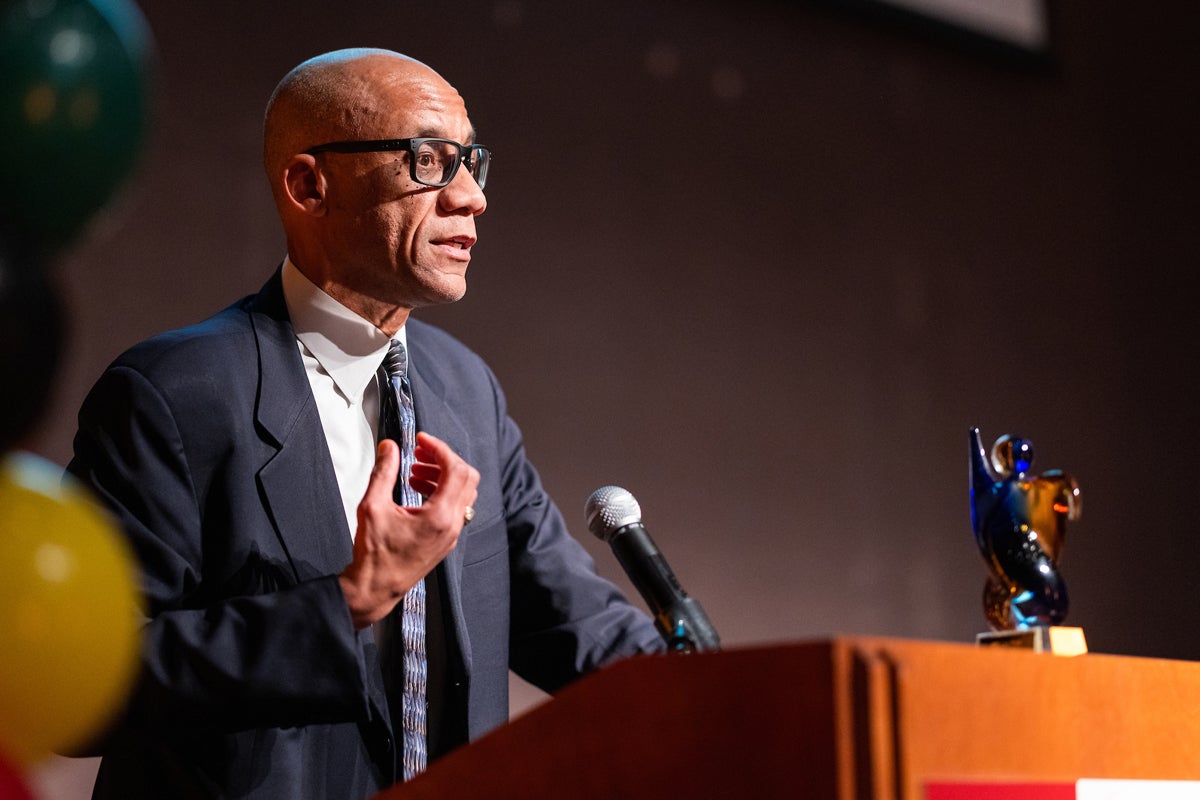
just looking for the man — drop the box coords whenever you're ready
[68,48,662,799]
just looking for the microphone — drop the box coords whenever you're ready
[585,486,720,653]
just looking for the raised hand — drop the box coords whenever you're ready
[338,432,480,629]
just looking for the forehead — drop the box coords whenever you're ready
[363,64,475,142]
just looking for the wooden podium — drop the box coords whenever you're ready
[377,637,1200,799]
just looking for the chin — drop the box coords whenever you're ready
[410,280,467,309]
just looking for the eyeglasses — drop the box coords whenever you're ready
[304,137,490,190]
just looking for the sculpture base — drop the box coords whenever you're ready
[976,626,1088,656]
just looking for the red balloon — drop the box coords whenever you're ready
[0,745,32,800]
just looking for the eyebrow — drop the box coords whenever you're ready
[414,127,479,145]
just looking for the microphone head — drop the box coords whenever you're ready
[584,485,642,543]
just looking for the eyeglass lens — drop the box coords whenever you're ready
[414,140,489,190]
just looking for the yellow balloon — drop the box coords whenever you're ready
[0,452,142,766]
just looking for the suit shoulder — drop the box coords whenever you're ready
[407,318,488,369]
[406,318,505,403]
[109,296,261,379]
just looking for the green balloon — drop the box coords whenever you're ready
[0,0,153,248]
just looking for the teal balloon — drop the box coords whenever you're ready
[0,0,154,248]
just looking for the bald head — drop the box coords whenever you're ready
[259,48,485,326]
[263,49,446,198]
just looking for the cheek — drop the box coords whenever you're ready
[367,193,437,261]
[372,204,416,248]
[397,205,435,250]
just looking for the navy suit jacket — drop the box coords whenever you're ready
[68,271,661,799]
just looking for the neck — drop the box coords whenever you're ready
[325,284,412,336]
[288,253,412,335]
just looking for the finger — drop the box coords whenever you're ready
[408,475,473,505]
[411,433,468,495]
[412,434,478,500]
[409,463,441,497]
[413,431,456,464]
[361,439,400,509]
[433,462,480,513]
[410,462,442,482]
[412,440,478,516]
[413,430,441,449]
[409,477,439,497]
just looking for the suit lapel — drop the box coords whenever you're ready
[247,271,354,579]
[247,272,395,771]
[406,328,474,675]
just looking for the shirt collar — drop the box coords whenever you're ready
[280,257,407,404]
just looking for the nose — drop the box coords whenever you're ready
[439,163,487,216]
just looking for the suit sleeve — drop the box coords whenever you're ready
[68,363,373,739]
[491,377,665,693]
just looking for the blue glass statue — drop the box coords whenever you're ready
[969,427,1081,631]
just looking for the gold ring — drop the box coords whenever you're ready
[463,506,476,524]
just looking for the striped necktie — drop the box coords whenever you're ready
[377,338,426,780]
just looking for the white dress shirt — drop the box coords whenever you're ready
[280,257,406,540]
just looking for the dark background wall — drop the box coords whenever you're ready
[27,0,1199,794]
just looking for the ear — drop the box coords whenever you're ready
[282,154,327,216]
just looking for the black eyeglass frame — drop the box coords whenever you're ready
[303,137,490,190]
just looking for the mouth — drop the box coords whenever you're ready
[435,235,476,251]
